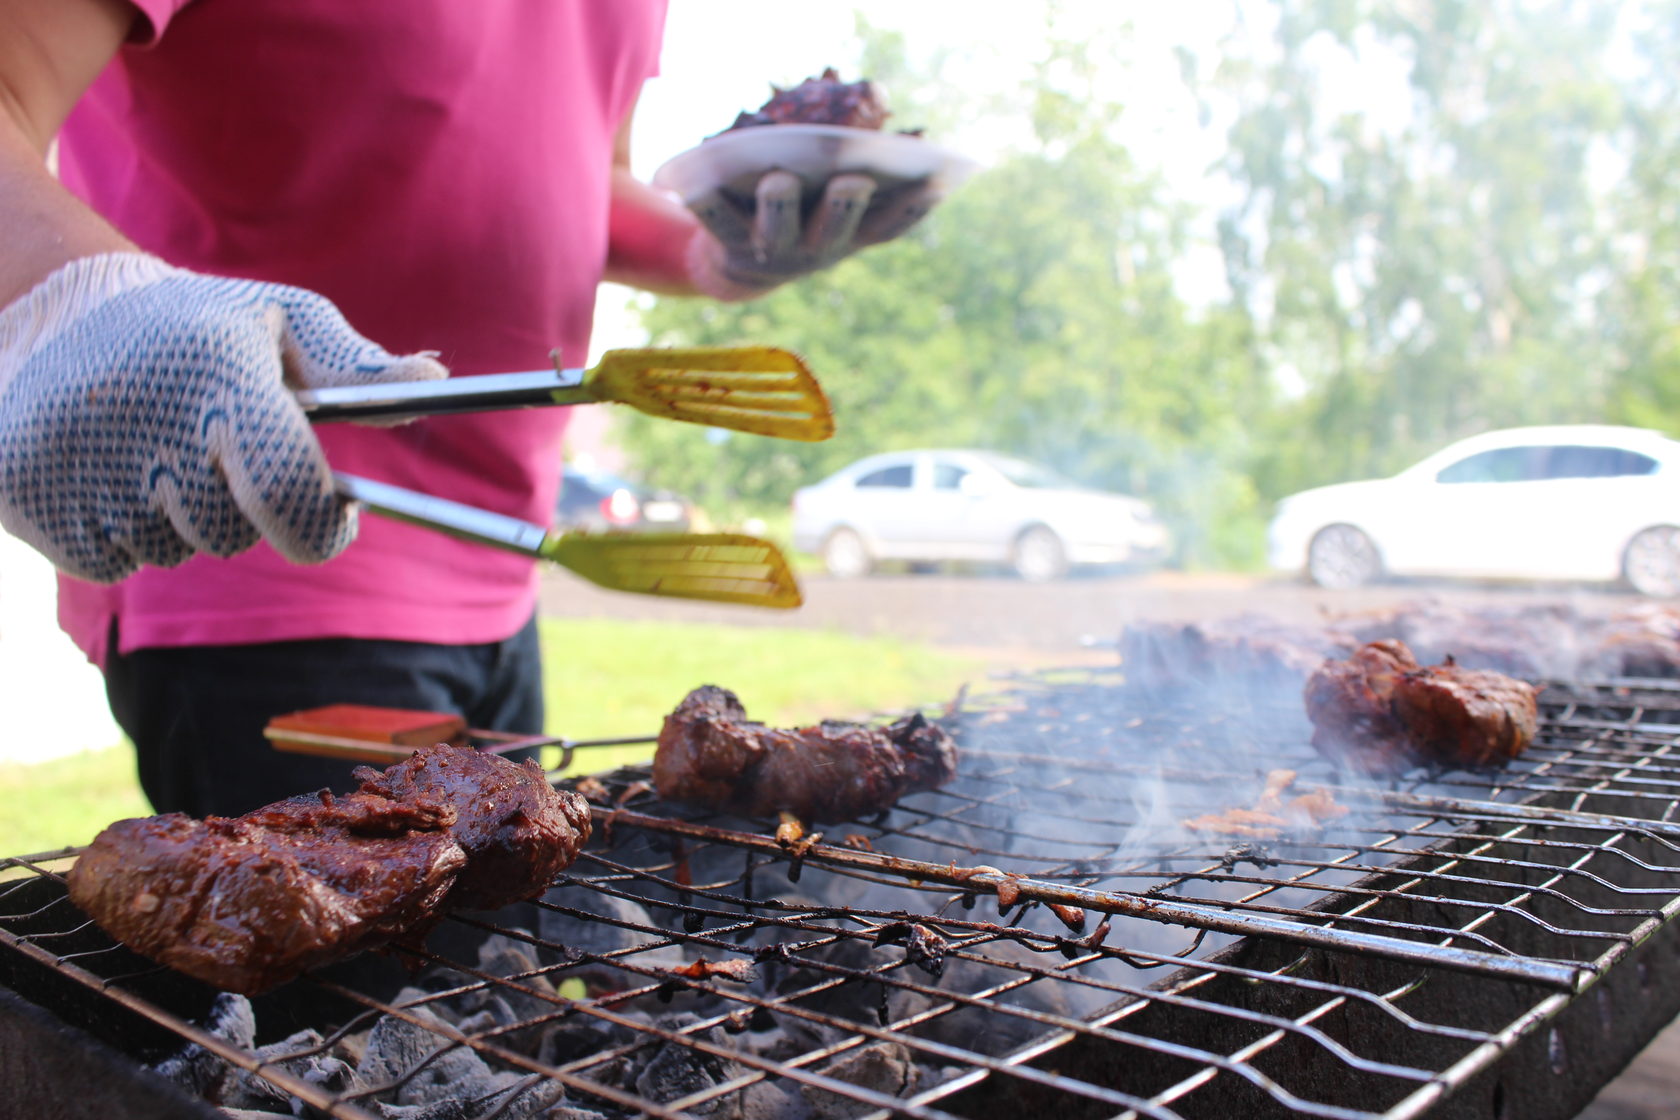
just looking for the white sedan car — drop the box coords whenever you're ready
[1267,425,1680,596]
[792,449,1170,580]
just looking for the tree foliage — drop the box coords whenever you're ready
[1206,0,1627,498]
[624,19,1269,566]
[618,3,1680,571]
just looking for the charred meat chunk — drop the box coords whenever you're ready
[653,685,957,822]
[67,744,589,995]
[356,745,590,911]
[66,794,465,996]
[728,68,891,131]
[1304,639,1539,774]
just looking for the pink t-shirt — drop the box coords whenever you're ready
[55,0,667,665]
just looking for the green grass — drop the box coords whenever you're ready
[1,618,983,857]
[0,748,150,859]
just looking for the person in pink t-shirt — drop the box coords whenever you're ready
[0,0,944,815]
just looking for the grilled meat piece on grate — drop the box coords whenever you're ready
[67,794,465,996]
[1305,639,1539,774]
[1120,614,1361,693]
[67,744,589,995]
[727,67,891,131]
[653,685,957,822]
[355,745,590,910]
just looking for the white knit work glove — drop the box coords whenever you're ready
[0,253,447,583]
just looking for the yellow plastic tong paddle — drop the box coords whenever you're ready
[298,346,834,442]
[334,474,802,609]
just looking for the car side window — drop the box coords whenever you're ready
[931,462,969,490]
[1435,447,1545,484]
[1540,445,1659,479]
[855,464,914,489]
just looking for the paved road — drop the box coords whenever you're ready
[538,567,1647,661]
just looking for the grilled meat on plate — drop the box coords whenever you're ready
[727,68,891,131]
[1305,639,1539,774]
[654,685,957,822]
[67,744,588,995]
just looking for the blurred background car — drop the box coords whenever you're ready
[791,449,1170,580]
[1266,424,1680,596]
[556,462,698,534]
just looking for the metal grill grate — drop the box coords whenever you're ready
[7,667,1680,1119]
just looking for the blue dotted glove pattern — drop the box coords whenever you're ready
[0,272,445,583]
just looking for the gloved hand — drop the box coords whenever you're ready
[0,253,447,583]
[686,170,943,297]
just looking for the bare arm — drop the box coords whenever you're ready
[0,0,138,307]
[600,96,712,296]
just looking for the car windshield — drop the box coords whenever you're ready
[985,456,1077,489]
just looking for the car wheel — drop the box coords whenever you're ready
[1623,526,1680,598]
[1306,524,1382,589]
[1012,525,1068,582]
[822,527,873,579]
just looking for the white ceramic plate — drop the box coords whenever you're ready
[651,123,981,203]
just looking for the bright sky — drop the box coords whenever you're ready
[592,1,1237,350]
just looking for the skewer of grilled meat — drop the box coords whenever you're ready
[1304,639,1539,774]
[66,744,589,995]
[653,685,957,822]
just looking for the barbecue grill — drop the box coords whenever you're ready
[6,665,1680,1119]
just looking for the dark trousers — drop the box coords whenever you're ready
[104,616,544,818]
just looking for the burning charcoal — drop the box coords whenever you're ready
[455,994,520,1036]
[452,937,563,1038]
[538,1020,634,1067]
[737,1082,810,1120]
[536,891,684,989]
[633,1024,745,1114]
[625,1021,803,1120]
[766,936,936,1035]
[802,1042,917,1120]
[148,991,256,1099]
[359,1007,502,1108]
[468,1072,567,1119]
[908,940,1106,1058]
[721,1001,842,1067]
[221,1027,356,1112]
[476,935,544,981]
[375,1101,471,1120]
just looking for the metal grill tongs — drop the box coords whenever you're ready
[334,474,802,608]
[300,346,822,609]
[297,345,834,441]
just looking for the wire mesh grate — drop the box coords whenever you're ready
[5,668,1680,1118]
